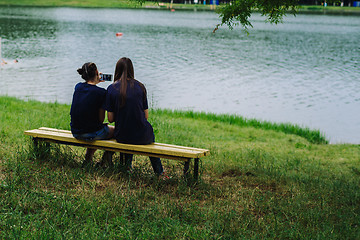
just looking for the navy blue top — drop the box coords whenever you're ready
[105,80,155,145]
[70,82,106,134]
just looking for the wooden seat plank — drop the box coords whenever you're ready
[24,128,209,159]
[38,127,209,154]
[25,127,209,180]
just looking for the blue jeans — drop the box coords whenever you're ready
[120,153,163,175]
[73,125,110,141]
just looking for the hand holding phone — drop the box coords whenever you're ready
[100,73,112,81]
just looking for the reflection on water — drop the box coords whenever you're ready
[0,7,359,144]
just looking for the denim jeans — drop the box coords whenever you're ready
[73,124,110,141]
[120,153,163,175]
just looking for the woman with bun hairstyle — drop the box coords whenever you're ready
[105,57,165,176]
[70,62,114,165]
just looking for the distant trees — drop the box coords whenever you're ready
[298,0,353,6]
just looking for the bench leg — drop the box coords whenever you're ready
[32,138,39,157]
[194,158,199,180]
[183,159,190,176]
[32,137,50,159]
[119,153,126,166]
[118,153,133,171]
[33,137,38,148]
[101,151,114,167]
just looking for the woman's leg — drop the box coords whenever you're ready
[107,125,115,139]
[98,125,116,166]
[84,148,96,165]
[149,157,163,175]
[120,153,133,170]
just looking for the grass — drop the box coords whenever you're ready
[0,0,213,10]
[152,109,328,144]
[0,95,360,239]
[1,0,360,14]
[0,0,141,8]
[298,4,360,13]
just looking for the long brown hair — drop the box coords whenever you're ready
[114,57,136,108]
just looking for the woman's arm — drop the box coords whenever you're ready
[144,109,149,120]
[99,109,105,123]
[108,111,115,123]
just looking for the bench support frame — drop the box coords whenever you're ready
[32,137,200,180]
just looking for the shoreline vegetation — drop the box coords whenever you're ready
[1,0,360,15]
[155,109,328,144]
[1,95,359,238]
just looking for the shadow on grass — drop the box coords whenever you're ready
[22,140,216,194]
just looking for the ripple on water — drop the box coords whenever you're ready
[0,7,359,143]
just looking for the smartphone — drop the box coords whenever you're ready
[100,73,112,81]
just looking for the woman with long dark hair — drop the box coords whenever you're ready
[70,62,114,165]
[105,57,164,175]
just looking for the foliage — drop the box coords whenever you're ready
[216,0,298,31]
[216,0,347,31]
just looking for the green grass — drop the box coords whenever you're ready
[1,0,360,14]
[0,0,140,8]
[298,4,360,13]
[1,95,360,239]
[152,109,328,144]
[0,0,213,10]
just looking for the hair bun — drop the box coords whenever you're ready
[77,62,97,81]
[77,68,84,75]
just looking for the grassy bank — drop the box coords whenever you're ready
[0,0,212,10]
[0,0,141,9]
[1,0,360,14]
[298,4,360,14]
[0,95,359,239]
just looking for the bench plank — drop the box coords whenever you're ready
[38,127,210,152]
[24,128,209,159]
[39,127,210,153]
[25,127,209,180]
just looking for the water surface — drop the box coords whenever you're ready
[0,7,359,143]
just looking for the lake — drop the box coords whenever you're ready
[0,6,359,144]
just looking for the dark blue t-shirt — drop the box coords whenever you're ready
[70,82,106,134]
[105,80,155,144]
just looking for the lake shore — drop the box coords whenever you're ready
[0,95,359,238]
[1,0,360,15]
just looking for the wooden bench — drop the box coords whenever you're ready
[24,127,210,180]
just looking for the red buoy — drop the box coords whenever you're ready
[116,32,123,37]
